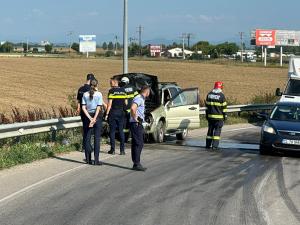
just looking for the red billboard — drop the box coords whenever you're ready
[256,30,276,46]
[150,45,161,57]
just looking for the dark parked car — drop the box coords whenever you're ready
[260,102,300,155]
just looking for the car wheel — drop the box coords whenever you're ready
[259,144,270,155]
[153,121,165,143]
[176,129,188,140]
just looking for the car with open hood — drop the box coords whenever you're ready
[112,73,201,143]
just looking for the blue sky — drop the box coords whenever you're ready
[0,0,299,44]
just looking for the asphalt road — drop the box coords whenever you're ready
[1,124,300,225]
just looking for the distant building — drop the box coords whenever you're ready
[0,41,7,45]
[40,40,51,46]
[166,48,194,58]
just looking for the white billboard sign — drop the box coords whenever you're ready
[79,35,96,53]
[276,30,300,46]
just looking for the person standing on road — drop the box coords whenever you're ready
[120,76,139,139]
[76,73,95,152]
[205,81,227,150]
[82,79,105,165]
[130,86,150,171]
[105,78,128,155]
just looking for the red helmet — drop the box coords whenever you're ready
[214,81,224,89]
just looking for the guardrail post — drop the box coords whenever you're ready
[51,130,57,142]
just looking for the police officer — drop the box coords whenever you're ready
[76,73,95,151]
[105,78,127,155]
[130,86,150,171]
[205,81,227,150]
[81,79,104,165]
[120,77,139,138]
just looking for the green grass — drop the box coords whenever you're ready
[0,129,82,170]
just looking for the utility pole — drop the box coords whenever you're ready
[114,35,118,55]
[67,31,73,55]
[137,25,143,56]
[123,0,128,73]
[186,33,194,49]
[239,32,245,63]
[180,33,187,60]
[26,38,29,53]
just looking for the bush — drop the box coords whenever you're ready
[105,51,114,57]
[250,92,279,104]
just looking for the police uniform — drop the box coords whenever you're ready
[130,94,146,170]
[108,86,127,154]
[77,84,91,151]
[205,89,227,149]
[123,84,139,134]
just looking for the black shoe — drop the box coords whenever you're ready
[132,165,147,172]
[94,161,103,166]
[86,160,93,165]
[205,146,211,149]
[108,150,115,155]
[120,151,126,155]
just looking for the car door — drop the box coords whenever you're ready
[165,88,200,130]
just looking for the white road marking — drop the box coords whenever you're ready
[0,154,116,205]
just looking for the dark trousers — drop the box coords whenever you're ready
[130,122,144,166]
[206,120,224,148]
[83,114,102,163]
[109,111,125,152]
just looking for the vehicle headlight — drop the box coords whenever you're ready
[263,125,276,134]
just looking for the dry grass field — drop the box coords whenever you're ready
[0,57,287,115]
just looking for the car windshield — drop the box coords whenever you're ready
[270,105,300,122]
[285,79,300,96]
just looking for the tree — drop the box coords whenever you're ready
[0,42,13,53]
[108,41,114,50]
[129,43,140,57]
[71,42,79,52]
[102,42,108,50]
[45,44,53,53]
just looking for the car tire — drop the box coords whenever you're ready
[259,144,270,155]
[176,129,188,140]
[153,121,165,143]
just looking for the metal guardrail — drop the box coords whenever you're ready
[0,104,274,140]
[199,103,274,115]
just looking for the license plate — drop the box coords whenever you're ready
[282,139,300,146]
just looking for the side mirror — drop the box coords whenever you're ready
[257,112,269,120]
[276,88,283,97]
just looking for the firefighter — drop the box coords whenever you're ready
[105,78,128,155]
[120,77,139,140]
[205,81,227,150]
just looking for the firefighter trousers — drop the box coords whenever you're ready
[206,120,224,148]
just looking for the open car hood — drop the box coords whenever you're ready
[112,73,161,112]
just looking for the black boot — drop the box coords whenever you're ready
[108,149,115,155]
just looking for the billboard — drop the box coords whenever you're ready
[256,30,276,46]
[150,45,161,57]
[276,30,300,46]
[79,35,96,53]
